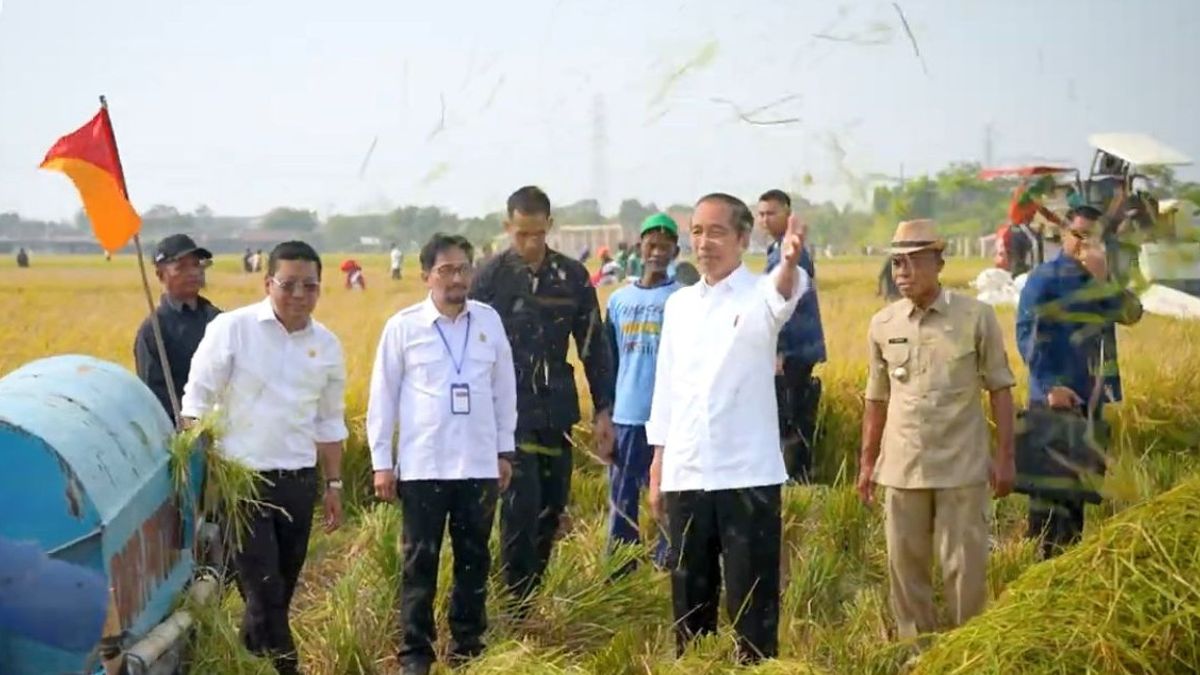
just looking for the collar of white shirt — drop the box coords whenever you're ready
[254,297,314,335]
[696,263,755,297]
[417,295,472,325]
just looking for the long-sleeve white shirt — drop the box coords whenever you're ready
[180,298,349,470]
[646,263,808,492]
[366,297,517,480]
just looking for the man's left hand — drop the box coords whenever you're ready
[593,410,615,464]
[498,457,513,492]
[990,455,1015,498]
[782,214,808,267]
[323,489,343,533]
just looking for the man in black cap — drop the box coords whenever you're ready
[134,234,221,422]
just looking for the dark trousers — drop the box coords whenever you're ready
[608,424,668,566]
[234,468,317,675]
[775,358,818,482]
[665,485,781,663]
[1027,497,1085,559]
[501,428,573,602]
[399,479,498,667]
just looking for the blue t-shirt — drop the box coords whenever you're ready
[605,278,682,425]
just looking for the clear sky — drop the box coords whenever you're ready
[2,0,1198,221]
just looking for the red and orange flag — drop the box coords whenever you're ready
[40,107,141,252]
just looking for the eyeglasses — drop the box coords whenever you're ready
[1066,229,1098,242]
[432,263,474,279]
[269,277,321,294]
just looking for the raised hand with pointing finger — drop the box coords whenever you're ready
[772,213,809,301]
[782,213,807,267]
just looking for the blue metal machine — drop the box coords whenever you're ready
[0,355,201,675]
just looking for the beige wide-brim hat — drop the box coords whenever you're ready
[888,219,946,255]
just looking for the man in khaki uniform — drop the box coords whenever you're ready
[856,219,1016,640]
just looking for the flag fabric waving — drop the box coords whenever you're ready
[40,107,141,252]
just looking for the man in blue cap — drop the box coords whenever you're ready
[757,190,826,482]
[603,213,682,570]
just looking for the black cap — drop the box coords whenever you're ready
[154,234,212,265]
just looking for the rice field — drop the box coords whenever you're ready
[4,252,1200,674]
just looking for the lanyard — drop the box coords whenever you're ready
[433,314,471,375]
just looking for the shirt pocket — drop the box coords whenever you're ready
[931,335,977,391]
[464,344,497,391]
[406,340,448,395]
[881,342,913,385]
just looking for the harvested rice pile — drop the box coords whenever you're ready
[913,477,1200,674]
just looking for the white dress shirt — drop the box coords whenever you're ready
[366,297,517,481]
[646,263,809,492]
[181,298,349,471]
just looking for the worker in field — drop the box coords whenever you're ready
[390,242,404,280]
[366,233,517,675]
[1005,176,1064,277]
[181,240,347,675]
[134,234,220,422]
[602,213,682,572]
[857,219,1016,640]
[15,247,29,268]
[1016,205,1143,559]
[647,193,809,664]
[757,189,827,483]
[468,185,615,610]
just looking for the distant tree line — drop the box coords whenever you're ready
[6,162,1199,252]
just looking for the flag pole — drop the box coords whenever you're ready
[99,95,182,428]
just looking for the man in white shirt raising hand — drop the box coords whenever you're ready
[647,193,809,665]
[367,233,517,675]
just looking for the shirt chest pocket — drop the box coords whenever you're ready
[929,334,977,391]
[881,341,913,386]
[407,341,450,394]
[463,343,497,389]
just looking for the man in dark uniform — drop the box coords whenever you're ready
[469,185,615,606]
[134,234,220,422]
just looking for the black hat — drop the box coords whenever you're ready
[154,234,212,265]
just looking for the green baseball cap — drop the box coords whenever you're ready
[640,213,678,238]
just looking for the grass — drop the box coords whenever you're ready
[4,253,1200,673]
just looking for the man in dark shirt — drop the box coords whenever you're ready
[758,190,827,483]
[134,234,221,423]
[470,185,615,604]
[1016,205,1142,558]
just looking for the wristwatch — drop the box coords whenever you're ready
[326,479,344,491]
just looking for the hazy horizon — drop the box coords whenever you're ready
[2,0,1198,222]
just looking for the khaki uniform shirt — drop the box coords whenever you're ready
[865,290,1015,489]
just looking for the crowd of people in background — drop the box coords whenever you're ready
[127,182,1138,674]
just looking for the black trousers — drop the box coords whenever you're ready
[234,468,317,675]
[665,485,781,663]
[399,479,499,666]
[775,358,818,482]
[1027,497,1085,559]
[501,428,573,602]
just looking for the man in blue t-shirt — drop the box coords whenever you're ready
[604,213,682,568]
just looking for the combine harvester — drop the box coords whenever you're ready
[975,133,1200,319]
[0,355,216,675]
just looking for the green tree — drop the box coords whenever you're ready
[260,207,319,232]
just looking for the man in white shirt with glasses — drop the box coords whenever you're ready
[367,233,517,675]
[647,193,809,665]
[182,240,347,675]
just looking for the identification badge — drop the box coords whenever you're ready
[451,383,471,415]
